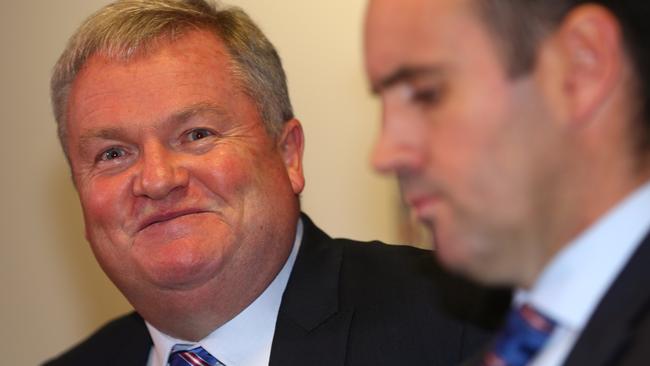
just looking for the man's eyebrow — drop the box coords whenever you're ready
[371,66,444,94]
[76,102,232,152]
[169,102,232,125]
[78,127,126,154]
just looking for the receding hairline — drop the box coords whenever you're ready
[52,1,295,161]
[58,25,251,136]
[66,29,260,145]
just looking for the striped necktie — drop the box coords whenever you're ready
[168,344,225,366]
[481,304,557,366]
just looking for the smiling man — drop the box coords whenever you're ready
[366,0,650,365]
[44,1,509,365]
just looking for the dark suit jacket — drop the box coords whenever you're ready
[562,231,650,366]
[465,231,650,366]
[44,214,509,366]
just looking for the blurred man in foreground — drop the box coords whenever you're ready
[366,0,650,364]
[45,0,507,365]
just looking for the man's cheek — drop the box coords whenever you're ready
[81,186,127,240]
[199,156,251,195]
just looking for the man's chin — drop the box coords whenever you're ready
[132,232,230,284]
[134,255,224,292]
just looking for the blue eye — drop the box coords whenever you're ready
[99,147,125,161]
[188,129,214,141]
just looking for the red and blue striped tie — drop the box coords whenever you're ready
[168,345,225,366]
[481,304,557,366]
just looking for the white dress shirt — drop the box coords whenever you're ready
[516,181,650,365]
[145,219,304,366]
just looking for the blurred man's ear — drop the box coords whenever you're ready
[555,4,624,125]
[278,118,305,194]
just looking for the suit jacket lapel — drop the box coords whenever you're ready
[110,312,153,366]
[269,214,353,366]
[563,232,650,366]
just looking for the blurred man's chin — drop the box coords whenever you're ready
[431,233,496,285]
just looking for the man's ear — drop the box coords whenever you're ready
[277,118,305,195]
[555,4,624,124]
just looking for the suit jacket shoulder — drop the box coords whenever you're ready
[270,214,510,366]
[563,231,650,366]
[43,214,510,366]
[43,312,151,366]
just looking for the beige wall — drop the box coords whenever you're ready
[0,1,404,364]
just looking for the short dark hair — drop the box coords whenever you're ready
[475,0,650,151]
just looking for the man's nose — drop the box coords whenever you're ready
[132,142,189,200]
[371,123,423,176]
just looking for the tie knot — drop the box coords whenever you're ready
[168,344,224,366]
[482,304,557,366]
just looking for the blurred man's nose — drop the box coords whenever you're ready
[132,142,189,200]
[372,104,424,176]
[372,129,400,174]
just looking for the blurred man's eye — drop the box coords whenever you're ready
[411,88,441,105]
[396,81,444,108]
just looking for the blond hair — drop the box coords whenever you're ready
[51,0,293,156]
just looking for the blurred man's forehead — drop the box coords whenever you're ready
[366,0,478,32]
[365,0,487,85]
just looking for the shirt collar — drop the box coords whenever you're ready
[146,218,304,366]
[516,181,650,331]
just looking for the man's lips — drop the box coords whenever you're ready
[406,194,439,217]
[137,209,209,232]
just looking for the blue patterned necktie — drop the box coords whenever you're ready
[481,304,557,366]
[168,344,225,366]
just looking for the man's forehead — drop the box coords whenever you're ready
[366,0,477,37]
[68,30,232,110]
[365,0,479,86]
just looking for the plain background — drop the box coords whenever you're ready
[0,1,409,364]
